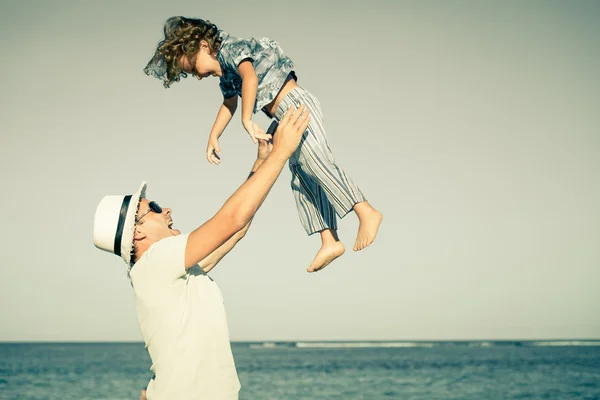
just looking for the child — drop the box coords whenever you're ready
[144,16,382,272]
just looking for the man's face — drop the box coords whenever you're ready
[135,199,180,240]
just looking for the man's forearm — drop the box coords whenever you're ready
[220,151,287,230]
[198,154,266,273]
[237,158,263,234]
[248,158,265,179]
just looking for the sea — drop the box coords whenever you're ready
[1,340,599,399]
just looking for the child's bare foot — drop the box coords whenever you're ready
[308,241,345,272]
[353,201,383,251]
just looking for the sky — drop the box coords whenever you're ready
[1,0,599,342]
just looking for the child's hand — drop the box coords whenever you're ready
[243,120,272,144]
[206,136,221,165]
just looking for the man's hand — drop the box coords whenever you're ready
[257,138,273,162]
[256,120,278,162]
[271,105,310,159]
[247,138,272,180]
[243,119,272,144]
[206,136,221,165]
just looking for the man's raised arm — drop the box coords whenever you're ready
[198,132,275,273]
[185,106,309,269]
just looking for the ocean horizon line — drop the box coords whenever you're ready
[2,338,600,344]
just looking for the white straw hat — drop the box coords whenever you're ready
[93,181,147,271]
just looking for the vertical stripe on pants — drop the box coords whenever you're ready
[274,86,366,235]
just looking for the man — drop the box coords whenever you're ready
[93,106,310,399]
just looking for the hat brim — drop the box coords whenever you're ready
[120,181,147,268]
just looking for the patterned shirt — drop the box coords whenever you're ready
[217,31,296,114]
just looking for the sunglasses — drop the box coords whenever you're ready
[136,201,163,223]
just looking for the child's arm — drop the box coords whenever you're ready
[206,96,238,165]
[238,60,269,143]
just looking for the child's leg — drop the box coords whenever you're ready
[279,87,382,251]
[312,228,345,273]
[352,201,383,251]
[290,163,345,272]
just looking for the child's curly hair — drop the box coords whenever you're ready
[144,17,222,88]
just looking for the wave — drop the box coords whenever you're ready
[248,342,294,349]
[294,342,435,348]
[243,340,600,349]
[467,341,494,347]
[529,341,600,347]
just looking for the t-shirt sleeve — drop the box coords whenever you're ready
[222,38,255,70]
[219,79,237,99]
[218,37,256,100]
[134,233,189,284]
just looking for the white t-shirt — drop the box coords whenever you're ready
[130,233,240,400]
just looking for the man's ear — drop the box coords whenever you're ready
[133,227,146,241]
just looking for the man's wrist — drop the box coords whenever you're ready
[253,159,265,169]
[268,148,290,163]
[248,160,263,179]
[247,151,286,180]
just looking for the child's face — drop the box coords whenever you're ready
[180,41,221,80]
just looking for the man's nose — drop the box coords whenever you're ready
[164,208,171,216]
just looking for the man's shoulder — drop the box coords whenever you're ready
[131,233,189,277]
[146,233,188,257]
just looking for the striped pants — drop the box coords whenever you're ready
[273,86,366,235]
